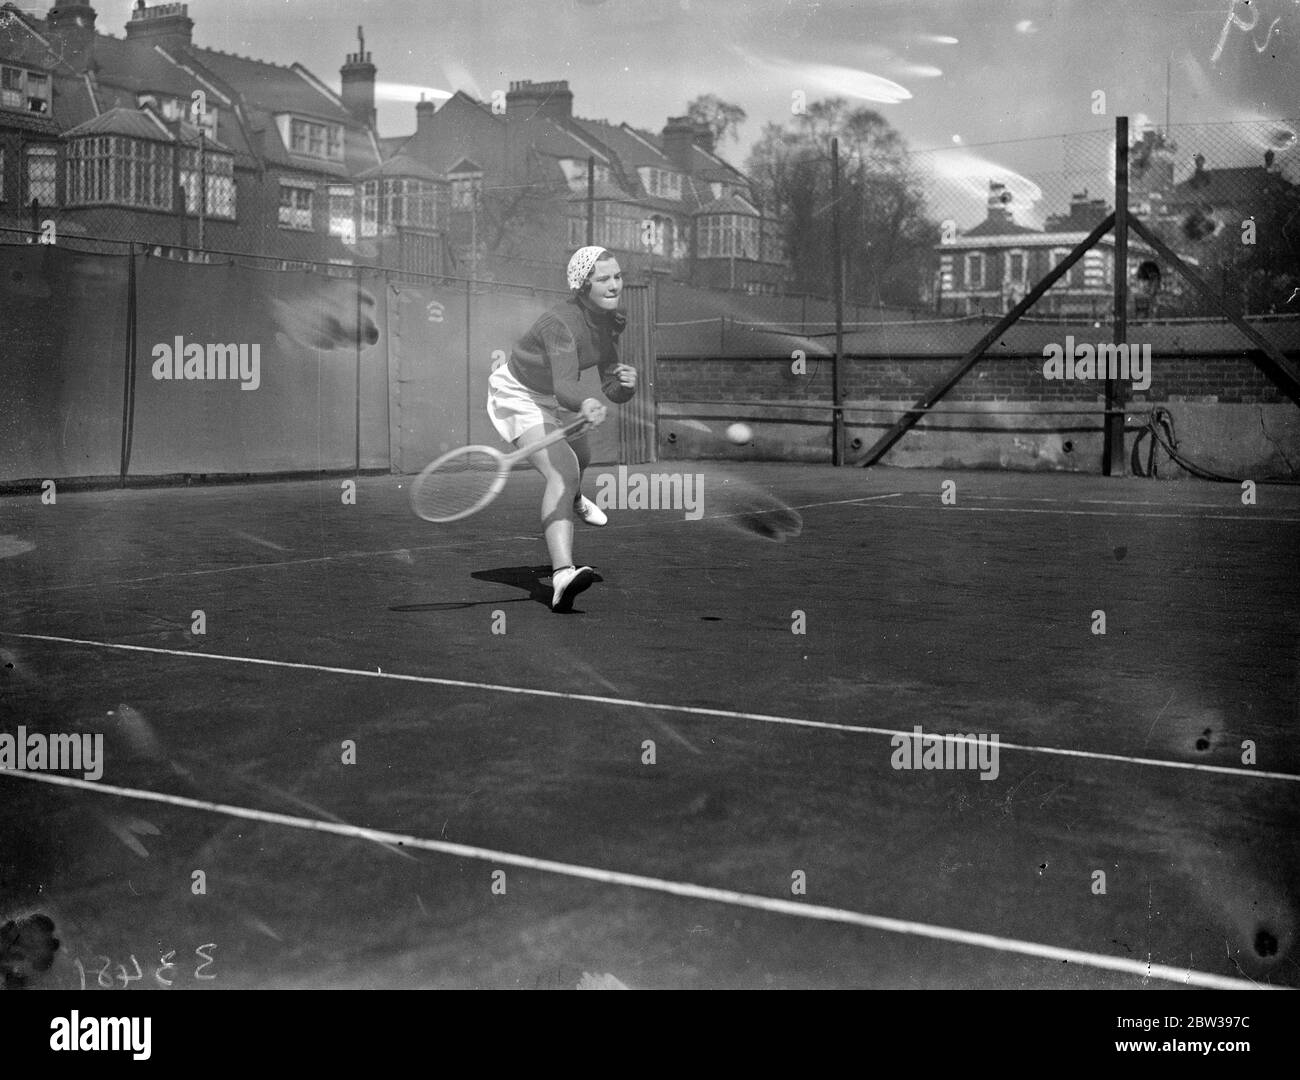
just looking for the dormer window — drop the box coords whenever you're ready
[285,117,344,162]
[558,158,610,193]
[450,172,482,210]
[141,95,219,138]
[2,65,51,114]
[638,167,682,199]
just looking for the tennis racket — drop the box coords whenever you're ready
[409,417,592,523]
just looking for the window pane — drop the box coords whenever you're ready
[279,184,313,229]
[27,146,57,206]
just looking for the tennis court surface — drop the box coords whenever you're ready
[2,462,1297,989]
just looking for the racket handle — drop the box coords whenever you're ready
[502,417,592,466]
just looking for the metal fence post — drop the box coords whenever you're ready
[831,137,845,466]
[466,274,473,445]
[1106,116,1128,476]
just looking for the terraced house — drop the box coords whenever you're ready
[389,78,789,290]
[0,1,441,272]
[1,4,787,287]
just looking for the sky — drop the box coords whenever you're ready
[82,0,1300,225]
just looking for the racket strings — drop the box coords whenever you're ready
[410,449,503,522]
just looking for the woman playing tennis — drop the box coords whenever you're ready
[486,247,637,612]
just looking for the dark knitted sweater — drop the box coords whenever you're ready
[507,297,634,412]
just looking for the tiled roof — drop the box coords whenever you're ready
[963,215,1040,238]
[695,192,759,215]
[569,118,672,169]
[688,143,746,183]
[63,106,170,140]
[62,105,231,153]
[387,92,500,174]
[55,70,102,128]
[356,154,443,182]
[0,5,66,70]
[1167,165,1291,207]
[564,177,633,203]
[0,108,60,135]
[525,115,612,162]
[89,36,202,98]
[183,47,352,122]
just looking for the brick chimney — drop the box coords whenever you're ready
[124,1,193,47]
[45,1,97,67]
[984,180,1014,226]
[661,116,697,173]
[505,79,573,120]
[340,26,376,128]
[415,95,435,137]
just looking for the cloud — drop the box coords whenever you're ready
[924,150,1046,227]
[373,82,453,105]
[729,44,912,104]
[1015,20,1037,34]
[896,63,944,78]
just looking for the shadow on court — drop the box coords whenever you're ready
[0,463,1297,989]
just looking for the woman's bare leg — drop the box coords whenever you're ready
[513,423,582,570]
[570,430,592,503]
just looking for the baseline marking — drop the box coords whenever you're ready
[12,495,904,594]
[0,768,1275,992]
[858,502,1300,524]
[23,538,501,594]
[3,632,1295,782]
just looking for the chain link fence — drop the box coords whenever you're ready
[1132,117,1300,318]
[908,119,1300,323]
[4,118,1297,322]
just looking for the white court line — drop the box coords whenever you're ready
[964,495,1273,509]
[230,530,291,553]
[15,494,905,595]
[3,632,1296,783]
[858,502,1300,523]
[0,768,1275,992]
[23,538,489,594]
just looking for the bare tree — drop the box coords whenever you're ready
[747,98,935,306]
[686,94,748,147]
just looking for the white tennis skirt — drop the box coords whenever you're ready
[487,362,571,444]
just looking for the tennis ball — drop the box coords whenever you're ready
[725,423,753,445]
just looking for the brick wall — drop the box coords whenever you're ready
[655,352,1294,407]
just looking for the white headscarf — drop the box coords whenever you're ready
[566,246,609,292]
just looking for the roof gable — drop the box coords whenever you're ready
[697,192,759,216]
[0,4,65,69]
[64,105,171,141]
[357,154,444,182]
